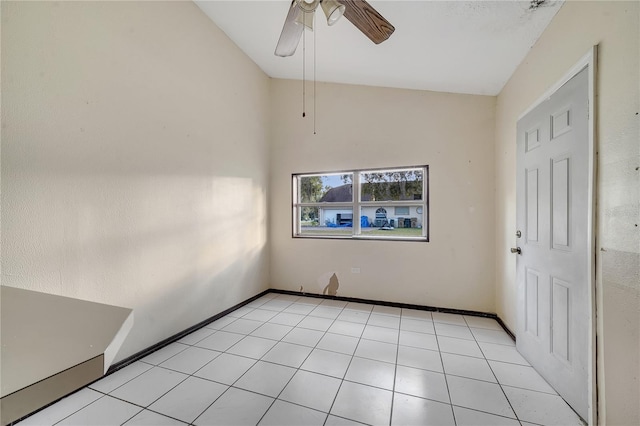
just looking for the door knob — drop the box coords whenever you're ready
[510,247,522,254]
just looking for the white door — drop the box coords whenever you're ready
[515,67,590,420]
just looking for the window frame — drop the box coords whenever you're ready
[292,165,429,242]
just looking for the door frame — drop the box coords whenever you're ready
[517,46,598,425]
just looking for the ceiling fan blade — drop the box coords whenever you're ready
[341,0,395,44]
[275,1,304,57]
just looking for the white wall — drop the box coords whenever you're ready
[1,1,271,361]
[270,80,496,311]
[494,2,639,424]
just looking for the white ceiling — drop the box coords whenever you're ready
[195,0,563,96]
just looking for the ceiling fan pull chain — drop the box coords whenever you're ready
[302,26,306,118]
[313,11,317,135]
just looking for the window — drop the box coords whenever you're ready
[293,166,428,241]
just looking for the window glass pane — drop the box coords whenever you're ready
[394,206,410,215]
[359,205,424,237]
[299,173,353,203]
[360,168,423,202]
[293,166,427,241]
[299,207,354,236]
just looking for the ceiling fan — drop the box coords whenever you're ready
[275,0,395,57]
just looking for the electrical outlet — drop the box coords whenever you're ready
[351,267,360,274]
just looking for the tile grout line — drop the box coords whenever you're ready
[56,360,193,426]
[251,296,353,426]
[433,316,458,426]
[191,300,367,386]
[49,393,108,426]
[212,301,499,423]
[386,308,404,426]
[46,298,273,426]
[130,300,271,425]
[59,391,189,426]
[265,298,338,424]
[191,295,293,425]
[449,403,529,425]
[58,301,407,424]
[236,297,346,423]
[49,296,526,426]
[305,299,368,426]
[467,315,522,424]
[108,393,190,426]
[119,407,144,426]
[323,301,375,426]
[198,297,299,425]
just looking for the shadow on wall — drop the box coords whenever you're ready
[1,175,269,362]
[322,273,340,296]
[120,240,268,361]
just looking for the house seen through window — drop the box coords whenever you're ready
[293,166,428,241]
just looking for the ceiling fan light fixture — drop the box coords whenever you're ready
[295,9,315,31]
[295,0,319,30]
[321,0,345,26]
[275,0,394,57]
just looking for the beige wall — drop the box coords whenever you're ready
[1,1,271,361]
[270,80,497,312]
[494,2,639,424]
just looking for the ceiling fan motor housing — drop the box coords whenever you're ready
[275,0,394,57]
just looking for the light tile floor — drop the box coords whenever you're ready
[20,294,584,426]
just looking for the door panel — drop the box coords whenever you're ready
[551,106,573,139]
[551,276,571,363]
[526,127,542,152]
[525,269,539,337]
[516,67,589,420]
[526,168,539,243]
[551,156,570,249]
